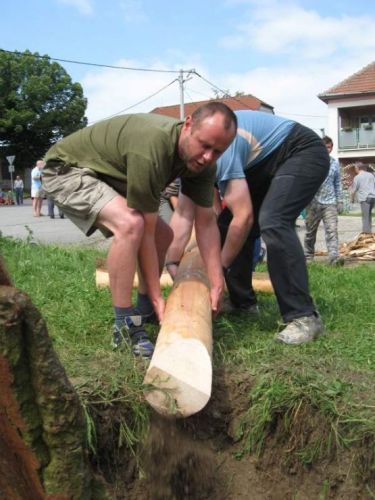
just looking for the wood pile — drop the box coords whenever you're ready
[315,233,375,260]
[339,233,375,260]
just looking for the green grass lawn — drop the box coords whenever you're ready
[1,234,374,485]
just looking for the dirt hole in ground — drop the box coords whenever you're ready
[92,368,373,500]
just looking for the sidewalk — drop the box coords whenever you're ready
[0,199,108,248]
[0,199,365,252]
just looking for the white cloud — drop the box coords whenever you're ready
[213,0,375,133]
[221,1,375,60]
[217,54,374,133]
[79,1,375,138]
[82,58,217,124]
[57,0,93,15]
[81,53,374,135]
[82,60,185,123]
[119,0,147,24]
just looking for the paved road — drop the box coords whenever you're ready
[0,199,365,253]
[0,199,109,248]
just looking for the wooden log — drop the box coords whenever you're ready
[95,258,274,293]
[252,272,274,293]
[143,245,212,418]
[96,266,174,289]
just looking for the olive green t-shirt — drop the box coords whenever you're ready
[45,113,216,212]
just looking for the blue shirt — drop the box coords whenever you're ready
[31,166,42,191]
[314,156,342,204]
[216,110,295,196]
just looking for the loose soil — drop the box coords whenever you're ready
[92,368,374,500]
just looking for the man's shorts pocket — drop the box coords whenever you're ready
[43,165,102,217]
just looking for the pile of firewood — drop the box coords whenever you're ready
[339,233,375,260]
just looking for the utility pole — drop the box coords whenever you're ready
[178,69,194,120]
[178,69,185,120]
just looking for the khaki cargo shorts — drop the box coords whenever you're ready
[42,161,119,237]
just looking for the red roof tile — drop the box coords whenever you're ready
[319,61,375,102]
[150,95,273,118]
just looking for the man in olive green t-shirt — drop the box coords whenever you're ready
[43,102,237,358]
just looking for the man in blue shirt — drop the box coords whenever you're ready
[167,110,329,344]
[304,136,343,263]
[215,110,329,345]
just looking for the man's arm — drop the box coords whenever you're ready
[221,178,254,268]
[333,161,343,212]
[350,176,358,203]
[138,212,165,322]
[195,205,225,315]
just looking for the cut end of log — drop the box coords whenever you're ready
[144,338,212,418]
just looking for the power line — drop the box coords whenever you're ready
[0,48,191,74]
[193,71,327,119]
[88,78,179,124]
[2,48,326,121]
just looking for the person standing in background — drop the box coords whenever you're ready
[14,175,24,205]
[350,162,375,233]
[304,136,344,264]
[47,196,65,219]
[31,160,44,217]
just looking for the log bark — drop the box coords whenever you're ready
[0,259,107,498]
[143,246,212,418]
[0,356,45,499]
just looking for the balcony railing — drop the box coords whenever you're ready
[339,127,375,150]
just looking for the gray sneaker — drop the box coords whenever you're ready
[275,313,323,345]
[112,315,154,358]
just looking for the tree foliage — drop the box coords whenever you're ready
[211,89,245,99]
[0,50,87,168]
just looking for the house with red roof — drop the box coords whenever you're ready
[150,94,274,119]
[319,62,375,167]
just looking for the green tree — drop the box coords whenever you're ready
[0,49,87,169]
[211,89,245,99]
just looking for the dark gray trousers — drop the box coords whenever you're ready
[360,197,374,233]
[218,123,329,322]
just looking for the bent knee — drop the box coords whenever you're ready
[111,210,145,240]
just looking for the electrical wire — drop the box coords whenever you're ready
[1,48,326,121]
[193,70,326,118]
[0,48,190,74]
[87,78,179,124]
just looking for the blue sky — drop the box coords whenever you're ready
[1,0,375,134]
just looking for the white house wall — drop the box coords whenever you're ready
[326,96,375,160]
